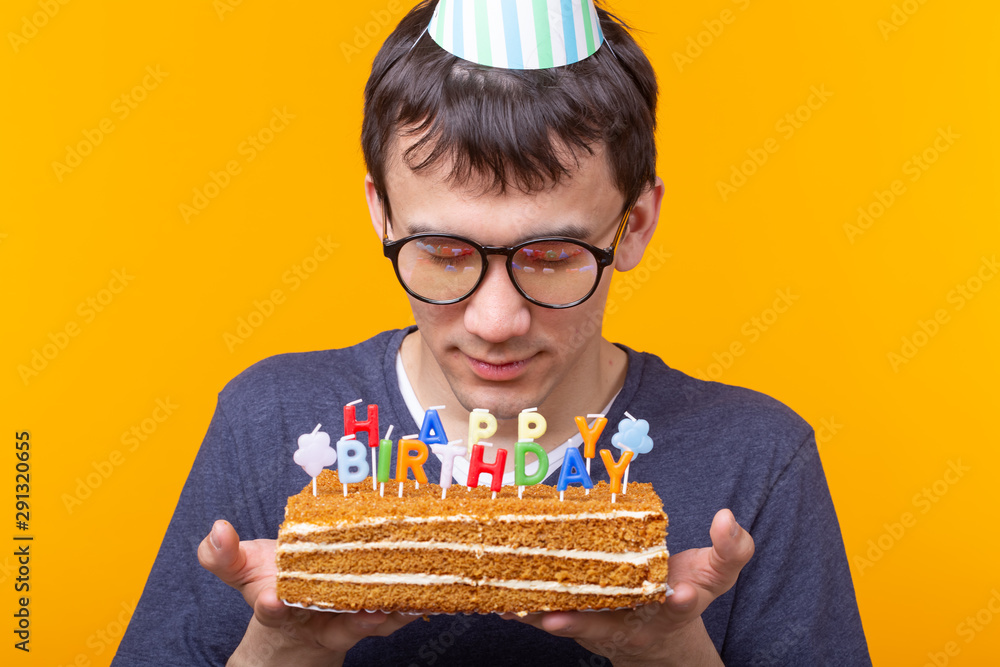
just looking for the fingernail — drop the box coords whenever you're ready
[729,513,739,538]
[210,521,222,550]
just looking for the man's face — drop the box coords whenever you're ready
[369,147,635,420]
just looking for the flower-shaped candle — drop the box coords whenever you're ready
[610,412,654,494]
[293,424,337,496]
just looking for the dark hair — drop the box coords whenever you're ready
[362,1,658,220]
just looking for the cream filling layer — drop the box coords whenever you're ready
[282,510,661,534]
[278,571,667,596]
[278,540,668,563]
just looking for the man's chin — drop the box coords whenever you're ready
[444,377,549,421]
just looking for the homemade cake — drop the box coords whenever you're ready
[276,470,669,613]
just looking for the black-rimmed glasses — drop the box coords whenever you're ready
[382,205,632,309]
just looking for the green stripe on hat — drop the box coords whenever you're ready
[427,0,603,70]
[532,0,554,69]
[475,0,492,67]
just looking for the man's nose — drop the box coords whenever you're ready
[463,257,531,343]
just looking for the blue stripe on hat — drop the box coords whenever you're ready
[501,0,523,70]
[561,0,577,68]
[453,0,465,60]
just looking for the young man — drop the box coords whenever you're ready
[114,2,870,665]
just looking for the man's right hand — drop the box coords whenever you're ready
[197,519,416,666]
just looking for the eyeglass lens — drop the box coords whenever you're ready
[396,236,600,305]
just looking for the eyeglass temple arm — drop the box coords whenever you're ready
[608,203,634,252]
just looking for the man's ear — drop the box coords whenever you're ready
[613,176,664,272]
[364,174,385,240]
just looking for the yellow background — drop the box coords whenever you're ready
[2,0,997,664]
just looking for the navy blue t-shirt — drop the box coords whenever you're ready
[112,328,870,666]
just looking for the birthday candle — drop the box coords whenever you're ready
[468,409,497,457]
[377,426,394,496]
[575,413,607,495]
[419,405,449,445]
[611,412,653,495]
[292,423,337,496]
[514,441,548,498]
[336,435,371,496]
[556,447,594,501]
[430,439,466,499]
[396,436,429,497]
[515,408,547,496]
[467,442,506,494]
[517,408,547,442]
[344,399,380,449]
[600,448,633,503]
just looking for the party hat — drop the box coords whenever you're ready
[427,0,605,70]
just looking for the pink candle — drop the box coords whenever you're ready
[430,439,466,499]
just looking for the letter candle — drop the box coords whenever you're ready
[556,447,594,501]
[611,411,654,494]
[430,439,466,499]
[377,425,394,497]
[419,405,449,445]
[467,442,506,498]
[516,408,547,497]
[345,399,380,489]
[396,435,429,498]
[575,413,607,495]
[468,408,497,457]
[599,448,633,503]
[514,441,548,498]
[335,435,370,497]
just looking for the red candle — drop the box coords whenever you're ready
[344,400,380,449]
[466,443,507,493]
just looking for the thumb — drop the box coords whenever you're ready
[253,583,297,629]
[197,519,247,588]
[706,509,755,589]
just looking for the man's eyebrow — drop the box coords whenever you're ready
[402,221,595,245]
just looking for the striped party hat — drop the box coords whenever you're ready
[427,0,605,70]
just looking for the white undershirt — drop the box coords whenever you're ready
[395,351,618,486]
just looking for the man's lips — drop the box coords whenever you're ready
[463,353,534,381]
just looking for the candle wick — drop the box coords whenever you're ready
[347,399,362,407]
[624,411,637,422]
[311,423,322,435]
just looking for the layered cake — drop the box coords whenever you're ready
[276,470,669,613]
